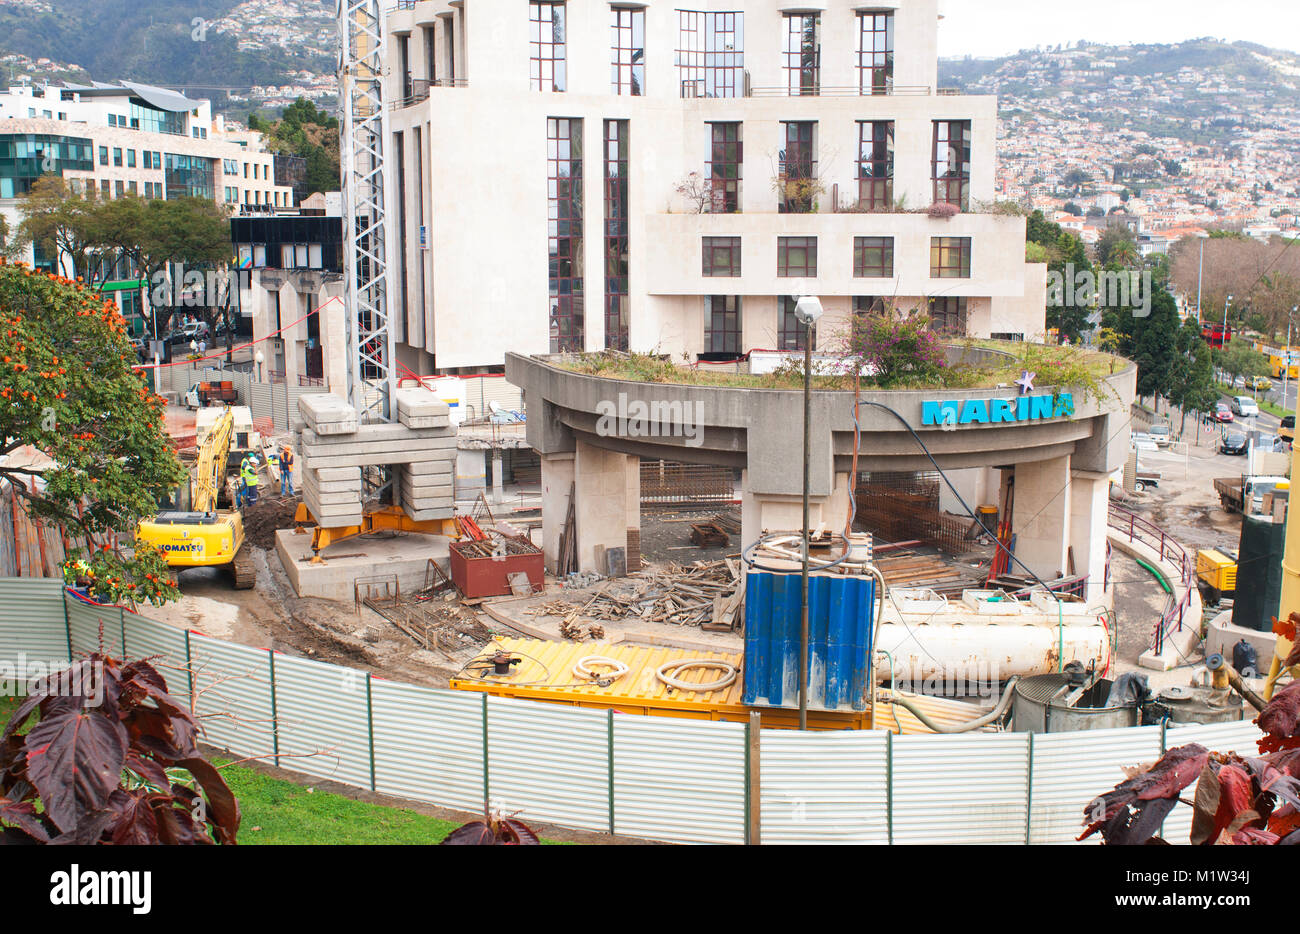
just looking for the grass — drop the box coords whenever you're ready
[0,694,559,845]
[556,340,1121,397]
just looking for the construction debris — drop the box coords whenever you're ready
[558,619,606,641]
[359,573,495,656]
[532,559,742,629]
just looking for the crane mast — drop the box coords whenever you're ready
[338,0,397,425]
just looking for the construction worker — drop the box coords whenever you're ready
[281,444,295,496]
[240,455,260,508]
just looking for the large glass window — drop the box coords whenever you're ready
[604,119,629,351]
[854,237,894,278]
[531,2,567,92]
[702,237,741,277]
[857,11,894,94]
[0,134,93,198]
[779,296,814,351]
[131,100,185,136]
[676,10,744,98]
[707,122,742,213]
[857,120,894,211]
[704,295,741,354]
[932,120,971,210]
[929,297,968,335]
[611,7,645,96]
[930,237,972,278]
[163,153,215,200]
[548,117,583,352]
[783,13,820,96]
[779,121,816,214]
[777,237,817,277]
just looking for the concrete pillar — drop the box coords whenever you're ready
[625,456,640,531]
[1011,455,1072,582]
[938,466,999,517]
[541,451,575,573]
[456,448,486,500]
[740,470,853,553]
[574,441,636,574]
[1069,470,1111,605]
[491,449,504,505]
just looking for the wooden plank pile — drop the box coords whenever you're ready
[874,549,984,598]
[527,559,743,629]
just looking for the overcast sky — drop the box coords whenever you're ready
[937,1,1300,59]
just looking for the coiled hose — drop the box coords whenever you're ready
[884,675,1021,733]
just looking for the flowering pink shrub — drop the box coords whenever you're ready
[928,201,961,219]
[846,313,948,387]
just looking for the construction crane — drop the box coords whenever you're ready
[136,406,256,588]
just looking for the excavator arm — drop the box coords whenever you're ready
[192,407,236,512]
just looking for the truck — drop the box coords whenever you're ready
[194,406,261,471]
[1214,474,1290,514]
[184,380,238,410]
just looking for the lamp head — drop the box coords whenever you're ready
[794,296,823,325]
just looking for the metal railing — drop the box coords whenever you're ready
[746,84,934,98]
[1107,503,1196,655]
[390,77,468,108]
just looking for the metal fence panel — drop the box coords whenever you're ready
[371,681,484,812]
[122,615,193,701]
[612,716,746,844]
[65,597,124,659]
[1161,719,1266,844]
[487,696,608,831]
[189,633,275,759]
[892,732,1031,844]
[760,728,889,844]
[272,654,372,788]
[1028,726,1163,844]
[0,577,67,667]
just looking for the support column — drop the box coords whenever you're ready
[456,448,486,501]
[491,449,505,505]
[1069,470,1111,605]
[541,451,575,573]
[740,471,853,553]
[573,441,636,574]
[1010,455,1072,582]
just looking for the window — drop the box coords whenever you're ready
[779,121,816,213]
[99,146,108,166]
[782,13,820,96]
[100,179,110,198]
[530,2,567,92]
[930,237,972,278]
[857,121,894,210]
[990,332,1024,342]
[779,296,814,351]
[929,297,968,335]
[548,117,583,352]
[933,120,971,210]
[112,148,122,167]
[244,163,250,178]
[854,237,894,277]
[424,25,437,83]
[164,153,215,200]
[777,237,817,277]
[853,296,887,316]
[604,119,629,351]
[676,11,743,98]
[224,158,238,175]
[127,181,137,195]
[126,149,136,168]
[702,237,741,277]
[611,7,645,96]
[857,11,894,94]
[704,295,741,354]
[398,34,412,100]
[114,180,125,197]
[707,122,742,213]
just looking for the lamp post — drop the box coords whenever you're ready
[255,349,265,383]
[793,296,823,731]
[1286,306,1298,413]
[1195,232,1208,323]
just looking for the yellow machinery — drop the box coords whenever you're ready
[1268,444,1300,699]
[1196,548,1237,602]
[291,502,460,561]
[137,407,255,588]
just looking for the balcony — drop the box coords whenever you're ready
[389,77,468,110]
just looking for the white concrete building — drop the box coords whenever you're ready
[382,0,1047,373]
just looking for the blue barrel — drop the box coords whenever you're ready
[741,570,876,711]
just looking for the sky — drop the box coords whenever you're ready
[937,0,1300,59]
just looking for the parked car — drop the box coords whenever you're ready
[1231,396,1259,417]
[1220,431,1249,456]
[1280,415,1295,444]
[1147,423,1172,447]
[1214,402,1234,423]
[1249,375,1273,391]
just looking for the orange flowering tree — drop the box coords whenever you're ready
[0,258,185,604]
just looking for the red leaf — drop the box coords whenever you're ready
[1231,826,1280,845]
[177,758,240,844]
[0,801,51,843]
[23,707,127,833]
[1259,682,1300,741]
[1211,764,1256,843]
[109,789,159,845]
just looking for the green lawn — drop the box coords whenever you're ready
[1,694,555,845]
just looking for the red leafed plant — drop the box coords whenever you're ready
[1081,681,1300,845]
[0,653,239,845]
[440,809,539,846]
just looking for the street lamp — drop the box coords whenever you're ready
[1195,231,1209,323]
[255,349,265,383]
[1285,306,1298,414]
[793,295,823,731]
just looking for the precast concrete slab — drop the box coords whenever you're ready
[297,393,358,435]
[275,527,451,601]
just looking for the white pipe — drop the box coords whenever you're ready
[873,622,1109,684]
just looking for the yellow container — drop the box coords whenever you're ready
[1196,548,1237,592]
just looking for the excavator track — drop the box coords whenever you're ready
[230,543,256,590]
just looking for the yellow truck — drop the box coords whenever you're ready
[136,407,254,588]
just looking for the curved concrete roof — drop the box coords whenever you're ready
[506,349,1137,499]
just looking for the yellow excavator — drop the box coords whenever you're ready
[137,406,256,588]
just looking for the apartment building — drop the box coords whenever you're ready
[0,79,294,265]
[383,0,1047,373]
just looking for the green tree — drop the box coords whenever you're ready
[1216,338,1269,387]
[1096,224,1140,267]
[13,175,103,284]
[1130,285,1180,403]
[1028,210,1094,343]
[0,258,185,604]
[1168,319,1217,432]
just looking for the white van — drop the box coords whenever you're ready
[1231,396,1259,418]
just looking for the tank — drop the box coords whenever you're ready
[1012,673,1141,733]
[1147,685,1245,725]
[1232,513,1285,631]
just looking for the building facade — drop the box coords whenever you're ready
[383,0,1047,373]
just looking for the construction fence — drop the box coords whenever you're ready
[153,363,330,434]
[0,578,1265,845]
